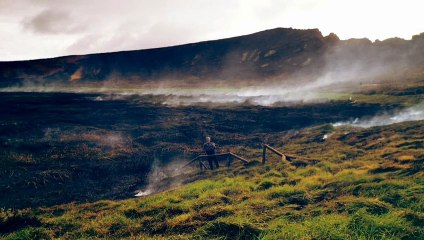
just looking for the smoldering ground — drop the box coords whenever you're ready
[333,102,424,128]
[135,157,198,197]
[0,91,390,208]
[1,33,424,208]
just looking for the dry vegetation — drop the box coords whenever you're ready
[0,85,424,239]
[1,119,423,239]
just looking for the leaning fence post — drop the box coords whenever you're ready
[227,155,232,167]
[262,145,267,164]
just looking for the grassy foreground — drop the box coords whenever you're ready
[1,119,423,239]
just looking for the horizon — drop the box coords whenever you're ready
[1,0,423,61]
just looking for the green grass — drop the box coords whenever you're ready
[1,120,424,239]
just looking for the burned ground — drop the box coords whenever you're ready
[0,92,390,209]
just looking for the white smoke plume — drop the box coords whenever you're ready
[333,103,424,128]
[1,35,422,107]
[135,157,195,197]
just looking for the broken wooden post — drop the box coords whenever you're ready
[264,144,283,157]
[199,159,203,171]
[201,161,208,170]
[263,144,287,164]
[227,154,232,167]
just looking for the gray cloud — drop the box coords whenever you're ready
[22,9,86,34]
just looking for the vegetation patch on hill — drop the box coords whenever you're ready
[1,119,423,239]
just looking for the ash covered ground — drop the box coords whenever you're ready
[0,91,390,209]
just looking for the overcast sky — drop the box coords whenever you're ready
[0,0,423,61]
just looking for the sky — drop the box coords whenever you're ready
[0,0,423,61]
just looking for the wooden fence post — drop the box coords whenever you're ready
[262,145,267,164]
[227,155,232,167]
[184,152,249,171]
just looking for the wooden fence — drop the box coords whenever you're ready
[262,144,286,164]
[184,143,318,171]
[183,152,249,171]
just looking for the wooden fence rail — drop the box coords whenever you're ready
[262,144,287,164]
[184,144,311,171]
[183,152,249,171]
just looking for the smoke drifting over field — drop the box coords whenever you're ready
[333,103,424,128]
[1,28,424,118]
[135,157,194,197]
[3,34,422,107]
[3,46,416,106]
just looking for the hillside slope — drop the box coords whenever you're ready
[1,28,424,89]
[0,28,333,87]
[1,120,423,239]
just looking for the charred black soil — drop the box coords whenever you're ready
[0,92,393,209]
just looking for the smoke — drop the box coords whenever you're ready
[154,40,419,106]
[77,83,334,107]
[43,127,133,152]
[1,34,423,107]
[159,86,326,106]
[135,157,195,197]
[333,103,424,128]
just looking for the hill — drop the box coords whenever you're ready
[1,28,424,89]
[0,28,333,87]
[1,119,423,239]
